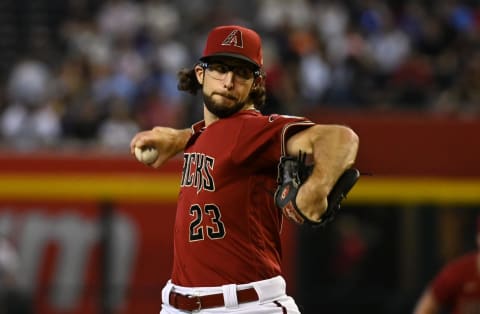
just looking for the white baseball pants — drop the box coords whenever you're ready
[160,275,301,313]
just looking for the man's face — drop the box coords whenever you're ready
[195,57,257,118]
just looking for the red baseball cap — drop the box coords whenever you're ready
[200,25,263,68]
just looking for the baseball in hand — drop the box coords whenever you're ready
[135,146,159,165]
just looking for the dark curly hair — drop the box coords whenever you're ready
[177,66,267,110]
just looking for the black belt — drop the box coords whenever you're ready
[169,287,259,312]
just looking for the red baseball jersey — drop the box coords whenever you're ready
[171,110,314,287]
[431,252,480,314]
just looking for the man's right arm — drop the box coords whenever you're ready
[130,127,192,168]
[413,289,440,314]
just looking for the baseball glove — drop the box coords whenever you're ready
[274,152,360,227]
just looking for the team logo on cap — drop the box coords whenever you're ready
[221,30,243,48]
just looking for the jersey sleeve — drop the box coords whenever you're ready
[429,257,467,308]
[231,114,314,166]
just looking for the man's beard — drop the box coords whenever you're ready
[203,92,246,118]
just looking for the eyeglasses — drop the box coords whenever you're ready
[200,62,260,82]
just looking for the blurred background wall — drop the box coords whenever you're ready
[0,0,479,313]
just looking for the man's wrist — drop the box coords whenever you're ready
[176,128,192,152]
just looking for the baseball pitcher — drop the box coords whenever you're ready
[130,25,359,313]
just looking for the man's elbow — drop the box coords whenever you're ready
[338,125,359,160]
[342,126,359,148]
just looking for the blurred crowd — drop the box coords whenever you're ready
[1,0,480,151]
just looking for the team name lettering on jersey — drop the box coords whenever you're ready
[181,153,215,192]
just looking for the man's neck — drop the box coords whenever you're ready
[204,106,219,126]
[203,104,255,126]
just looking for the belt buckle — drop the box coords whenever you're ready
[187,294,201,312]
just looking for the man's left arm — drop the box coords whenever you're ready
[285,124,359,222]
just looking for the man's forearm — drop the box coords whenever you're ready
[309,125,359,195]
[288,124,359,221]
[151,127,192,156]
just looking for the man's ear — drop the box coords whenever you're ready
[252,76,262,89]
[194,65,204,84]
